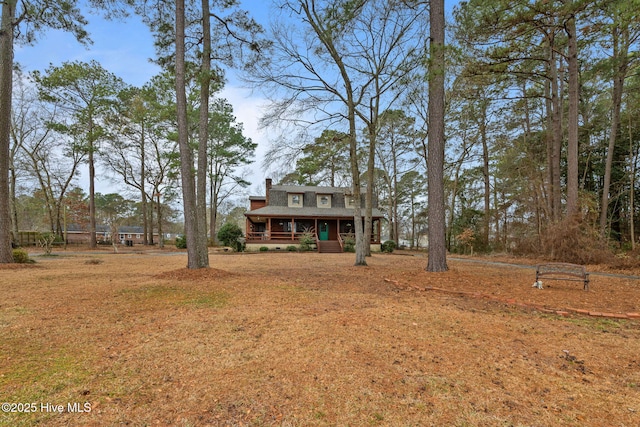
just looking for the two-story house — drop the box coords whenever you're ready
[244,179,384,252]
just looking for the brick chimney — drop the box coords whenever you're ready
[265,178,272,205]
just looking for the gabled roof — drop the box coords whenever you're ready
[246,205,384,219]
[245,182,385,221]
[271,184,352,194]
[68,224,148,234]
[118,226,145,233]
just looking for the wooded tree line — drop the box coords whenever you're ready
[253,0,640,265]
[1,0,257,264]
[3,0,636,268]
[449,0,640,262]
[9,65,254,246]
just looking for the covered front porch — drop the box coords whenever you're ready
[245,216,381,251]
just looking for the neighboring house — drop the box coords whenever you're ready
[67,224,169,245]
[17,225,177,246]
[244,179,384,252]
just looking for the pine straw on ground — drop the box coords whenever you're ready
[1,251,640,426]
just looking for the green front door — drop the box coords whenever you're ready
[319,222,329,240]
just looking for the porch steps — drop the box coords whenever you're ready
[318,240,342,253]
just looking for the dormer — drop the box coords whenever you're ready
[345,194,356,209]
[317,193,332,208]
[288,193,304,208]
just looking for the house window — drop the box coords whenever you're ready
[281,221,292,232]
[317,194,332,208]
[345,194,356,209]
[136,234,141,239]
[288,193,303,208]
[127,234,132,238]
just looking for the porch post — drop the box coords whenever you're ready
[291,217,295,240]
[267,218,271,240]
[337,219,341,240]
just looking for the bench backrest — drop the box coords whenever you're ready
[537,262,586,278]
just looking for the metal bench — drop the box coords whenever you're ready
[535,262,590,291]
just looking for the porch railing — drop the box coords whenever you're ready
[247,230,379,244]
[246,231,315,241]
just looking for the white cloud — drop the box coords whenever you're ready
[219,85,271,192]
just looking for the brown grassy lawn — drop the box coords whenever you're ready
[1,250,640,426]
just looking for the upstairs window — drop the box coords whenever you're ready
[317,194,332,208]
[345,194,356,209]
[288,193,303,208]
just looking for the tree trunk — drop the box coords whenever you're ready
[148,193,155,245]
[346,107,365,265]
[410,192,416,248]
[157,192,164,249]
[364,126,375,256]
[196,0,211,267]
[426,0,448,272]
[600,24,627,237]
[480,101,490,248]
[0,0,15,262]
[447,151,464,250]
[349,135,367,265]
[209,173,215,243]
[88,118,97,248]
[210,176,220,245]
[566,14,579,217]
[10,161,18,242]
[141,120,148,245]
[544,59,554,222]
[176,0,202,269]
[550,50,562,222]
[392,143,399,243]
[494,176,502,247]
[386,177,395,242]
[629,112,636,250]
[350,118,366,265]
[377,145,395,242]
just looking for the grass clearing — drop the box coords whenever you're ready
[1,250,639,425]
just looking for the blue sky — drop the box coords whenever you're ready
[14,1,273,196]
[15,1,273,87]
[15,10,159,87]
